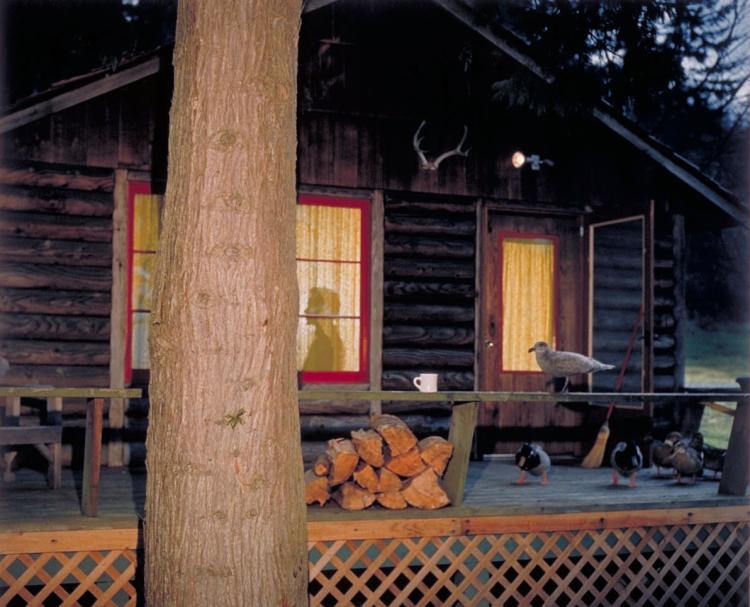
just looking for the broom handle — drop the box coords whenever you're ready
[605,303,645,421]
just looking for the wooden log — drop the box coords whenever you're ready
[418,436,454,476]
[325,438,359,486]
[0,165,114,191]
[590,289,642,310]
[593,252,642,270]
[0,237,112,267]
[0,364,109,388]
[371,414,417,456]
[304,469,330,506]
[383,280,475,300]
[0,425,61,446]
[0,211,112,242]
[385,446,426,478]
[0,288,110,316]
[382,370,474,391]
[352,462,379,493]
[0,263,111,291]
[377,468,403,493]
[312,453,330,477]
[653,335,676,350]
[0,340,109,366]
[384,303,473,323]
[401,468,450,510]
[301,414,449,437]
[376,491,408,510]
[299,399,369,415]
[0,185,113,216]
[593,273,643,290]
[382,401,453,415]
[384,259,473,280]
[384,200,475,215]
[384,234,474,259]
[382,347,474,368]
[0,313,110,340]
[332,482,376,510]
[350,428,384,468]
[383,324,474,346]
[384,214,475,236]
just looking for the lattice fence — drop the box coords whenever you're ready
[0,549,137,606]
[308,522,749,607]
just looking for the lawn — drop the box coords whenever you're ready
[685,320,748,448]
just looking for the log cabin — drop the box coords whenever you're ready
[0,0,745,468]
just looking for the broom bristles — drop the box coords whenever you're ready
[581,420,610,469]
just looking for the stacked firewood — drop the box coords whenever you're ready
[305,414,454,510]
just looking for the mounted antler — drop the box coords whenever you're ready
[412,121,470,171]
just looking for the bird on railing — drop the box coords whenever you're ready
[610,440,643,488]
[528,341,615,392]
[669,438,704,485]
[514,442,550,486]
[648,431,682,478]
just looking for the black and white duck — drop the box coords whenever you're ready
[514,442,551,485]
[610,441,643,488]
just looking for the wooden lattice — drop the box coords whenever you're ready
[308,522,750,607]
[0,549,137,606]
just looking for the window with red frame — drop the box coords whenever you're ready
[296,194,370,383]
[126,181,163,384]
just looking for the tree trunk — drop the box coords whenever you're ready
[145,2,305,606]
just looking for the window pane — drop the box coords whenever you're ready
[297,261,361,318]
[132,252,156,311]
[133,194,162,251]
[297,318,360,372]
[296,204,361,261]
[502,238,555,371]
[132,312,151,370]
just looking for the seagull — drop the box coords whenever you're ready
[528,341,615,392]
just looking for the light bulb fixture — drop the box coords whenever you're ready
[511,151,555,171]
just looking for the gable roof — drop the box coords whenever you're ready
[2,0,745,224]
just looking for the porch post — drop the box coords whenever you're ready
[718,377,749,496]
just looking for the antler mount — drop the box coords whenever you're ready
[413,121,470,171]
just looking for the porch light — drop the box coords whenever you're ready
[511,151,555,171]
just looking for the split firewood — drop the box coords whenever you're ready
[418,436,454,476]
[351,429,384,468]
[353,462,379,493]
[385,446,427,478]
[304,469,330,506]
[377,467,403,493]
[326,438,359,486]
[401,468,450,510]
[371,414,418,456]
[376,491,408,510]
[332,482,376,510]
[313,453,331,477]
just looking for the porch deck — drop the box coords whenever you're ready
[1,459,746,532]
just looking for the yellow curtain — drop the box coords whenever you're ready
[296,204,362,372]
[501,238,555,371]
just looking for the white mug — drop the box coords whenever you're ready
[413,373,438,392]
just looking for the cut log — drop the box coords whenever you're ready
[313,453,330,477]
[385,446,426,478]
[376,491,408,510]
[418,436,454,476]
[350,428,384,467]
[325,438,359,486]
[401,468,450,510]
[352,462,379,493]
[304,469,330,507]
[371,414,417,456]
[332,482,376,511]
[377,467,403,493]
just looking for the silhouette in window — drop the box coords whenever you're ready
[303,287,345,371]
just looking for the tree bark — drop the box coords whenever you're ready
[145,2,305,606]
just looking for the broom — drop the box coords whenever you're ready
[580,304,644,468]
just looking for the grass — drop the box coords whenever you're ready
[685,320,748,448]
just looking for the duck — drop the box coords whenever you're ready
[649,431,682,478]
[669,438,704,484]
[514,442,550,485]
[610,441,643,488]
[528,341,615,392]
[688,432,725,479]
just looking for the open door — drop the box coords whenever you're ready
[478,209,586,455]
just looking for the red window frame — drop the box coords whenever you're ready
[125,180,156,385]
[297,194,371,384]
[497,231,559,374]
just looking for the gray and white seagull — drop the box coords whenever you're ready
[528,341,615,392]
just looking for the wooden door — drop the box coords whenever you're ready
[478,210,586,455]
